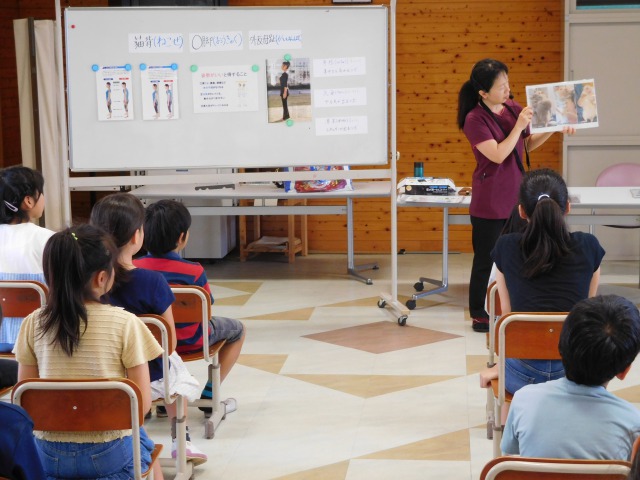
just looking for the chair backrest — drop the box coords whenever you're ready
[170,285,211,325]
[170,285,213,357]
[12,378,147,479]
[481,456,631,480]
[596,163,640,187]
[0,280,48,318]
[495,312,567,404]
[495,312,567,360]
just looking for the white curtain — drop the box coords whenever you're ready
[14,19,66,231]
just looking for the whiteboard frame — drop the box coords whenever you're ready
[63,5,389,172]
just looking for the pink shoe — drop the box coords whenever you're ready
[172,439,208,466]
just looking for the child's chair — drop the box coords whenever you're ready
[12,377,163,479]
[140,313,193,479]
[170,285,227,439]
[490,312,567,458]
[481,456,631,479]
[485,281,502,440]
[0,280,48,357]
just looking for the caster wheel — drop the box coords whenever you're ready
[204,410,212,419]
[413,282,424,292]
[377,299,386,308]
[398,316,407,326]
[373,265,379,270]
[366,279,373,285]
[204,420,215,439]
[406,299,416,310]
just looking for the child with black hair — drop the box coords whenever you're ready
[90,193,207,465]
[480,169,605,423]
[134,199,245,414]
[502,294,640,460]
[14,224,164,479]
[0,166,54,349]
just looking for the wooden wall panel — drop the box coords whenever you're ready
[2,0,563,256]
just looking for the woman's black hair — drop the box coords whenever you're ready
[143,199,192,256]
[457,58,509,130]
[89,193,145,285]
[518,168,571,278]
[0,166,45,224]
[39,224,117,356]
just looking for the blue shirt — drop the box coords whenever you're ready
[107,268,175,381]
[0,402,46,480]
[502,377,640,460]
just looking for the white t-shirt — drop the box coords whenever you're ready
[0,222,55,343]
[0,222,54,280]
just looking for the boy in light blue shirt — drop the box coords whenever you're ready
[502,295,640,460]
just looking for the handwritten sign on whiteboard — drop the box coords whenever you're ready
[313,57,366,77]
[129,33,184,53]
[316,116,368,136]
[189,31,244,52]
[248,30,302,50]
[314,88,367,108]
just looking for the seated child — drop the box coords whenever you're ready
[14,225,163,479]
[502,294,640,460]
[90,193,206,464]
[134,199,245,413]
[0,166,54,348]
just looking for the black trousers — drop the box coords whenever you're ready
[0,358,18,389]
[281,95,290,120]
[469,215,506,319]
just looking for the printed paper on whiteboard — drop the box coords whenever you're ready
[140,65,179,120]
[192,65,258,113]
[316,116,368,136]
[314,88,367,108]
[526,79,599,133]
[96,66,132,121]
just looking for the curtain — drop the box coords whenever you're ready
[14,19,65,231]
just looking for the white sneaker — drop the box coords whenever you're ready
[171,439,208,466]
[222,397,238,414]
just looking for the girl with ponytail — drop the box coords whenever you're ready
[457,59,573,332]
[480,169,605,421]
[14,224,164,479]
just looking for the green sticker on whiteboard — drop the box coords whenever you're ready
[284,54,292,62]
[251,64,259,72]
[286,119,294,127]
[190,65,198,72]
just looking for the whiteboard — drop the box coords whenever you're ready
[64,6,389,172]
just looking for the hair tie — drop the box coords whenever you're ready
[71,232,78,241]
[537,193,550,201]
[3,200,18,212]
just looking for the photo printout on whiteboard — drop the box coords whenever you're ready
[526,79,598,134]
[96,66,133,121]
[314,87,367,108]
[192,65,259,113]
[129,33,185,53]
[248,30,302,50]
[189,31,244,52]
[313,57,366,77]
[141,65,179,120]
[316,116,368,136]
[266,57,311,124]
